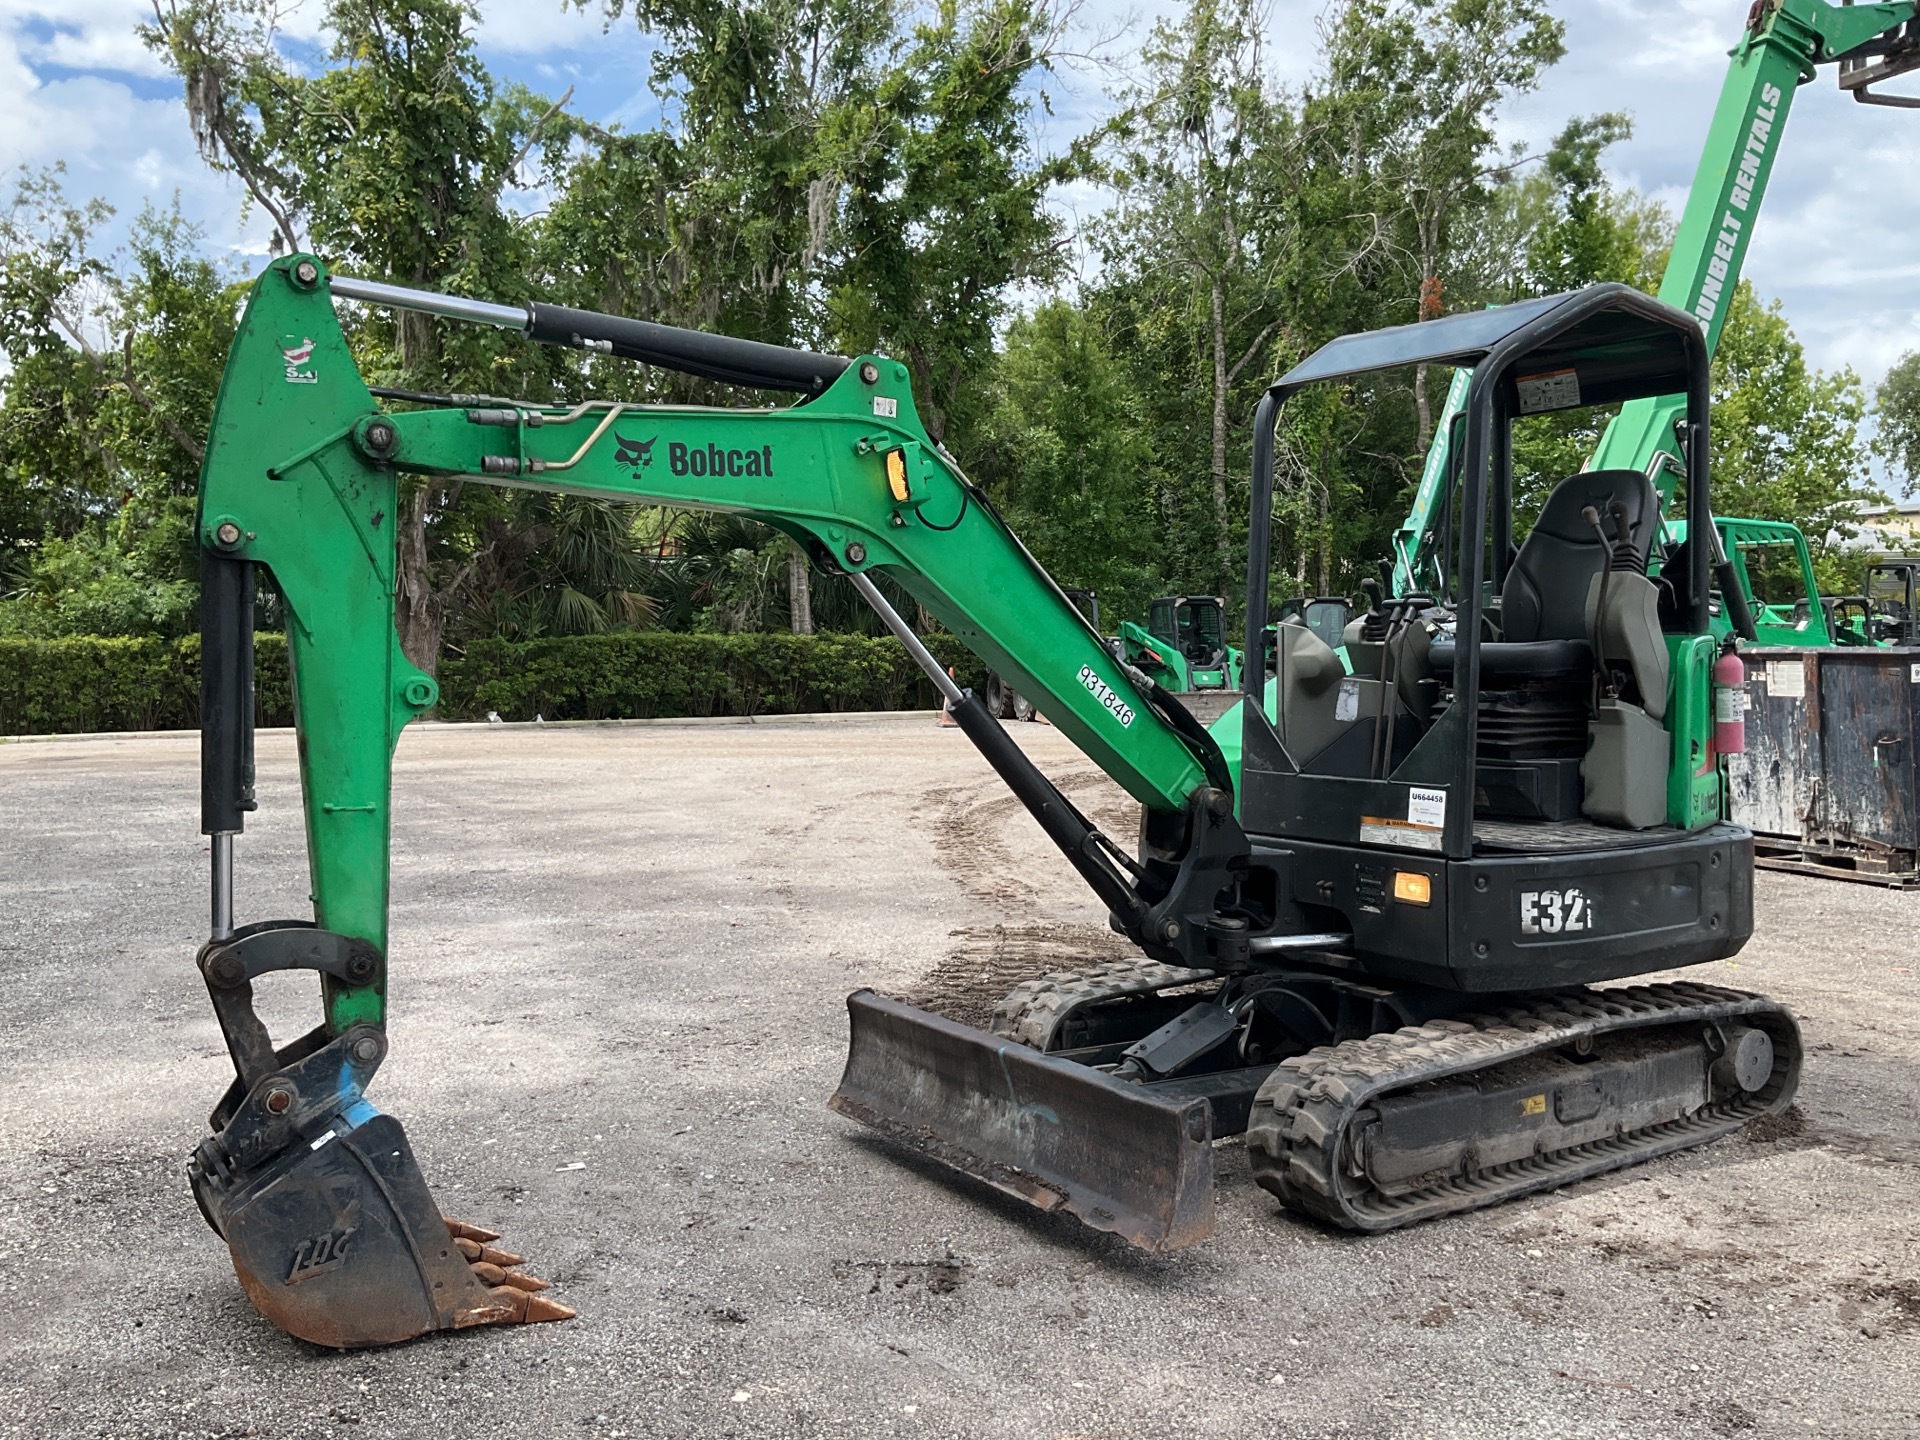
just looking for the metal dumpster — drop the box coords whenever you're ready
[1729,647,1920,885]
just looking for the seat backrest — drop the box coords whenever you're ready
[1501,470,1659,643]
[1178,600,1226,665]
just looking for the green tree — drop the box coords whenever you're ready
[574,0,894,351]
[1313,0,1565,444]
[971,301,1156,619]
[0,170,237,637]
[147,0,639,672]
[584,0,1073,628]
[1876,350,1920,497]
[829,0,1075,448]
[1096,0,1295,596]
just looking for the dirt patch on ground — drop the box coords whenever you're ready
[1741,1103,1806,1142]
[895,921,1137,1028]
[895,756,1144,1024]
[910,765,1138,909]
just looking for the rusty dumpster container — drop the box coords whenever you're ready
[1728,647,1920,885]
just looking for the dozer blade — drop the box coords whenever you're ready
[197,1102,574,1348]
[829,990,1215,1252]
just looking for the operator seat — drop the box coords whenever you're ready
[1431,469,1660,683]
[1179,602,1227,669]
[1499,469,1659,656]
[1427,470,1666,825]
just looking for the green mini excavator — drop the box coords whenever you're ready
[1118,595,1242,694]
[193,260,1801,1349]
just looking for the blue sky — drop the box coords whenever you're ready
[4,0,1917,390]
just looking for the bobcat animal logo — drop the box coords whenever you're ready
[614,432,658,473]
[286,1225,356,1285]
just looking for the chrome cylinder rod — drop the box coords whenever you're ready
[850,571,965,708]
[1248,932,1353,954]
[211,832,235,942]
[329,276,532,332]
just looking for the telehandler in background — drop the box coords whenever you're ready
[1395,0,1919,638]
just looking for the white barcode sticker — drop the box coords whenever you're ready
[1407,786,1447,830]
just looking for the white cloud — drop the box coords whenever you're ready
[473,0,622,55]
[0,0,1911,388]
[2,0,170,76]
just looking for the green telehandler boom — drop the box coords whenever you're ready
[194,261,1801,1350]
[1391,0,1919,612]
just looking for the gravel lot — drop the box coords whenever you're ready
[2,715,1917,1440]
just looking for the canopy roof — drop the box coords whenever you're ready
[1273,283,1702,412]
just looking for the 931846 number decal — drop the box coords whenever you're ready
[1076,664,1136,728]
[1518,888,1592,936]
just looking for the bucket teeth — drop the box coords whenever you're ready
[444,1218,503,1243]
[447,1221,565,1321]
[497,1290,577,1323]
[452,1236,527,1267]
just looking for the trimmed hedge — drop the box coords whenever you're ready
[439,631,990,722]
[0,634,294,736]
[0,631,990,735]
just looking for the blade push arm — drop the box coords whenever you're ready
[198,257,1234,1032]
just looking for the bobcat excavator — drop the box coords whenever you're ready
[193,259,1796,1349]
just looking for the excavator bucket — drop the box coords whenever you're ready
[197,1104,572,1348]
[187,923,574,1348]
[829,990,1216,1252]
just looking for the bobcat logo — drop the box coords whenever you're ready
[286,1226,356,1285]
[614,432,658,473]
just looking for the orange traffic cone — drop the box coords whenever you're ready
[938,668,960,727]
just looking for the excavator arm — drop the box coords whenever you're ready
[190,257,1252,1345]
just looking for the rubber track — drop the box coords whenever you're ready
[990,958,1217,1050]
[1245,982,1801,1233]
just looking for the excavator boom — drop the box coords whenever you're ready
[191,257,1251,1343]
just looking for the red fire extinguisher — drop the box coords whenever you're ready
[1713,638,1746,756]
